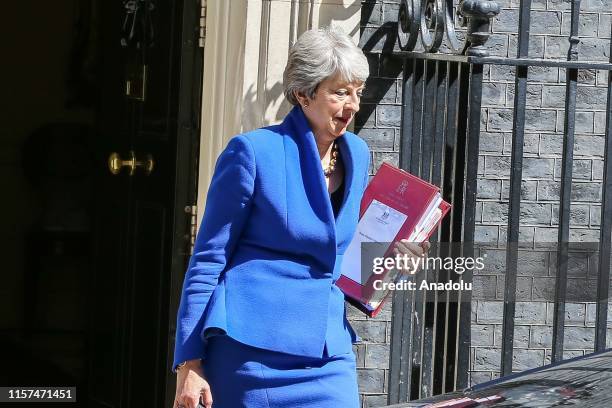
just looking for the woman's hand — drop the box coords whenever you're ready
[174,360,212,408]
[392,239,431,275]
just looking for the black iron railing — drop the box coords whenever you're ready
[387,0,612,404]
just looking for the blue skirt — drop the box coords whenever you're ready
[202,334,359,408]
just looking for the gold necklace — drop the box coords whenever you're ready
[323,141,339,178]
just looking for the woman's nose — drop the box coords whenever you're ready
[346,94,360,112]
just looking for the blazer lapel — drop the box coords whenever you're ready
[282,105,361,248]
[335,133,357,224]
[283,106,335,231]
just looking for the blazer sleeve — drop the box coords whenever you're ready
[172,135,256,371]
[362,144,371,193]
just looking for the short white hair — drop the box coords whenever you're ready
[283,27,369,106]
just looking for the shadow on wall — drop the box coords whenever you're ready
[317,2,362,38]
[242,82,289,132]
[357,8,403,132]
[241,0,365,129]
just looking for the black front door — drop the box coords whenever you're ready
[87,1,201,407]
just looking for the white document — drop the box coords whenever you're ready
[408,193,441,241]
[408,193,442,242]
[340,199,408,284]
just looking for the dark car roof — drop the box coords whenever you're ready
[388,349,612,407]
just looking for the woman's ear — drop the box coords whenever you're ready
[294,91,310,108]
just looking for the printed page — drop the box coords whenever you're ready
[340,199,408,284]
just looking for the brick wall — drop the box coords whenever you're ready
[354,0,611,405]
[348,301,393,407]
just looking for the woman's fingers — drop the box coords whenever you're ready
[175,367,211,408]
[392,239,429,275]
[175,393,200,408]
[389,239,431,276]
[200,384,213,408]
[391,248,417,275]
[395,240,424,257]
[420,240,431,254]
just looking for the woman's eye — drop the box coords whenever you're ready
[334,89,363,98]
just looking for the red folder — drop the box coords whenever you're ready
[337,162,451,317]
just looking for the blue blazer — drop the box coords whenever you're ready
[173,105,370,369]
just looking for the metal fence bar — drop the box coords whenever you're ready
[595,19,612,352]
[439,69,461,251]
[446,61,470,392]
[451,62,470,246]
[396,284,416,402]
[501,0,532,377]
[470,57,612,70]
[409,59,427,400]
[457,59,485,389]
[420,293,436,398]
[551,0,581,363]
[412,60,426,178]
[415,61,442,398]
[389,58,416,405]
[426,60,448,398]
[435,60,460,396]
[399,59,415,172]
[421,60,437,182]
[396,52,612,71]
[431,61,447,189]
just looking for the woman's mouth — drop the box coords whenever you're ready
[335,116,352,125]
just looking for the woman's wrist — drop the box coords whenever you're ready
[175,358,202,372]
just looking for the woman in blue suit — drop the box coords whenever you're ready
[172,28,427,408]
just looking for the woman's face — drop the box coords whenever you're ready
[299,75,365,141]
